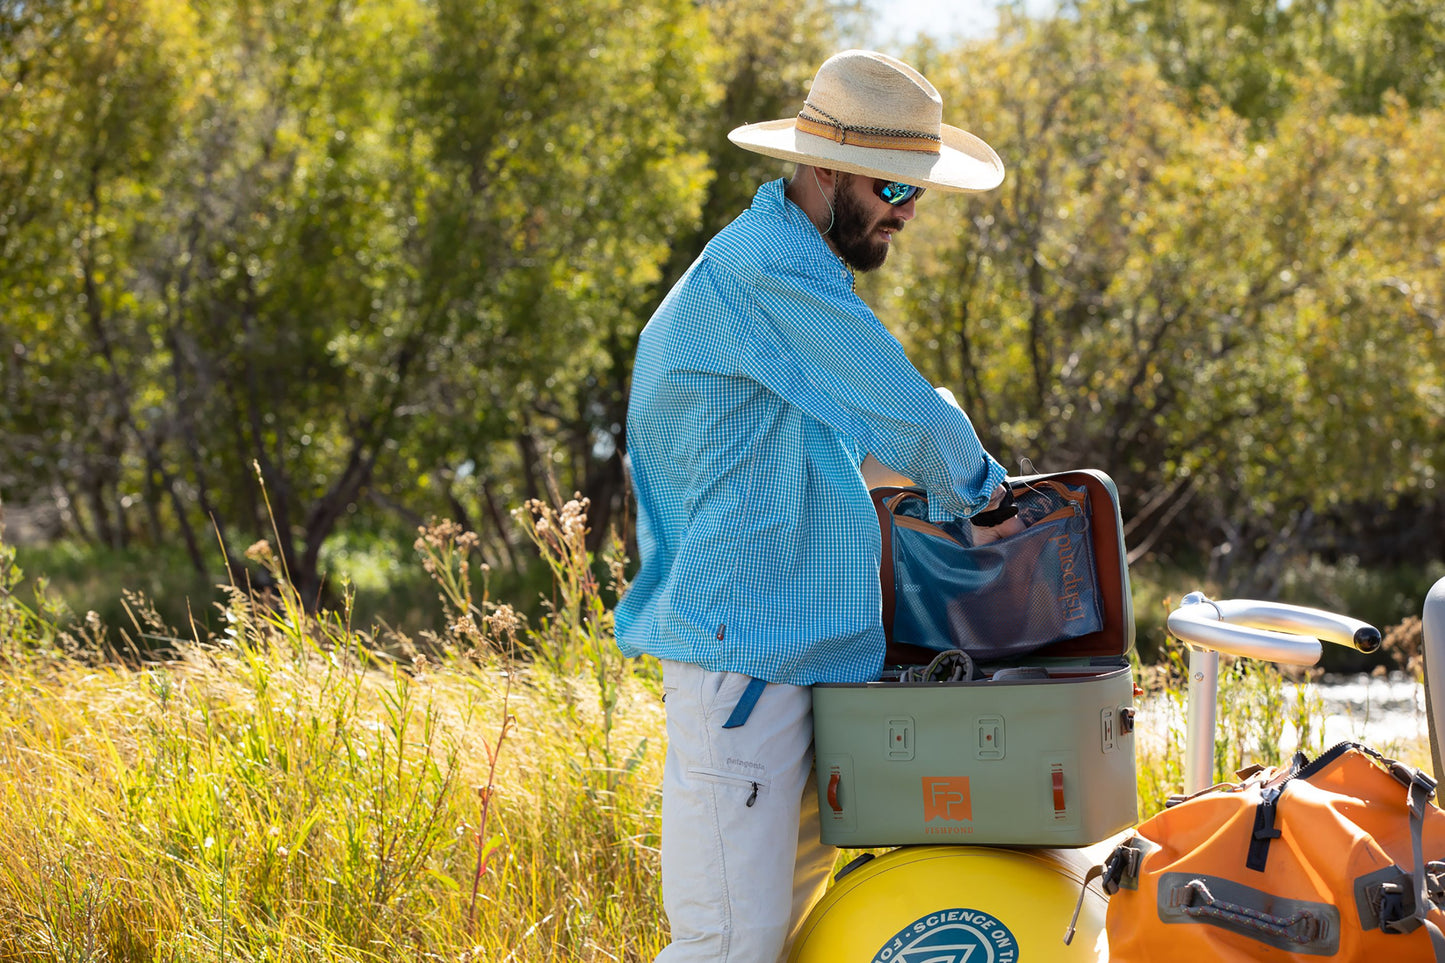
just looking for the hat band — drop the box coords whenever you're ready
[796,103,942,155]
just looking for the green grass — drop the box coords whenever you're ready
[8,525,571,658]
[10,536,449,652]
[8,540,226,652]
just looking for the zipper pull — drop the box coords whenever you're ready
[1069,494,1087,530]
[746,782,759,807]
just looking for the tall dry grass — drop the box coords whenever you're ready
[0,497,667,962]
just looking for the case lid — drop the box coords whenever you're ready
[878,468,1135,665]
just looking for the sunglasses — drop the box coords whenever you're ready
[874,179,926,206]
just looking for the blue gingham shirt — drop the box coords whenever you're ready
[615,179,1006,684]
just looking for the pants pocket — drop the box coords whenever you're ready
[700,671,754,720]
[686,766,770,807]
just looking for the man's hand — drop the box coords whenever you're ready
[935,384,1024,544]
[971,513,1024,545]
[969,482,1023,545]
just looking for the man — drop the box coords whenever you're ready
[615,49,1023,962]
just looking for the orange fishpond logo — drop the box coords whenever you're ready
[922,776,972,825]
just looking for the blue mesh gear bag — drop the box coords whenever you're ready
[875,479,1104,660]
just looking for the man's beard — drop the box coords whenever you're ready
[830,174,905,273]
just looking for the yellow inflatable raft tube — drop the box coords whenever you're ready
[790,842,1114,963]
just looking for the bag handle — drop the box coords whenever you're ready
[1305,743,1445,955]
[1012,478,1089,528]
[1244,742,1445,959]
[1170,877,1336,952]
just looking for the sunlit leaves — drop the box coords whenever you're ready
[869,13,1442,582]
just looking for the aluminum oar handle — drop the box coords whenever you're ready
[1168,591,1382,795]
[1167,591,1382,666]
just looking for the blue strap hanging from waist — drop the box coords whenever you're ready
[722,677,768,729]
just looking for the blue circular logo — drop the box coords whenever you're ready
[870,908,1019,963]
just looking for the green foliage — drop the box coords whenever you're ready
[0,0,853,610]
[7,539,221,649]
[2,0,1443,631]
[1089,0,1445,121]
[1134,648,1331,820]
[0,535,68,657]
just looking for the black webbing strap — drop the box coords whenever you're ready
[1381,757,1445,961]
[1246,784,1284,872]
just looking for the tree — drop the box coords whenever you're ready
[1091,0,1445,122]
[871,15,1444,591]
[4,0,729,605]
[0,0,188,551]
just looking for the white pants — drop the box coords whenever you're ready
[656,660,836,963]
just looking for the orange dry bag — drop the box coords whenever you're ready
[1102,741,1445,961]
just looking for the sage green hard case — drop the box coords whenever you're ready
[813,469,1137,848]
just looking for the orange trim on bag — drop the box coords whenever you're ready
[1012,479,1088,527]
[889,510,966,546]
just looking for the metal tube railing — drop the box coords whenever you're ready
[1422,578,1445,786]
[1166,592,1382,795]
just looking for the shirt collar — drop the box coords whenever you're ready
[754,178,820,233]
[752,178,856,290]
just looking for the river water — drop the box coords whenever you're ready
[1308,672,1431,752]
[1136,671,1435,767]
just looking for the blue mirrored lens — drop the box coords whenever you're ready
[877,181,924,206]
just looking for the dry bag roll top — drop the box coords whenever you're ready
[1102,741,1445,962]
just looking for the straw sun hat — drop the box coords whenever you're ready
[728,49,1004,193]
